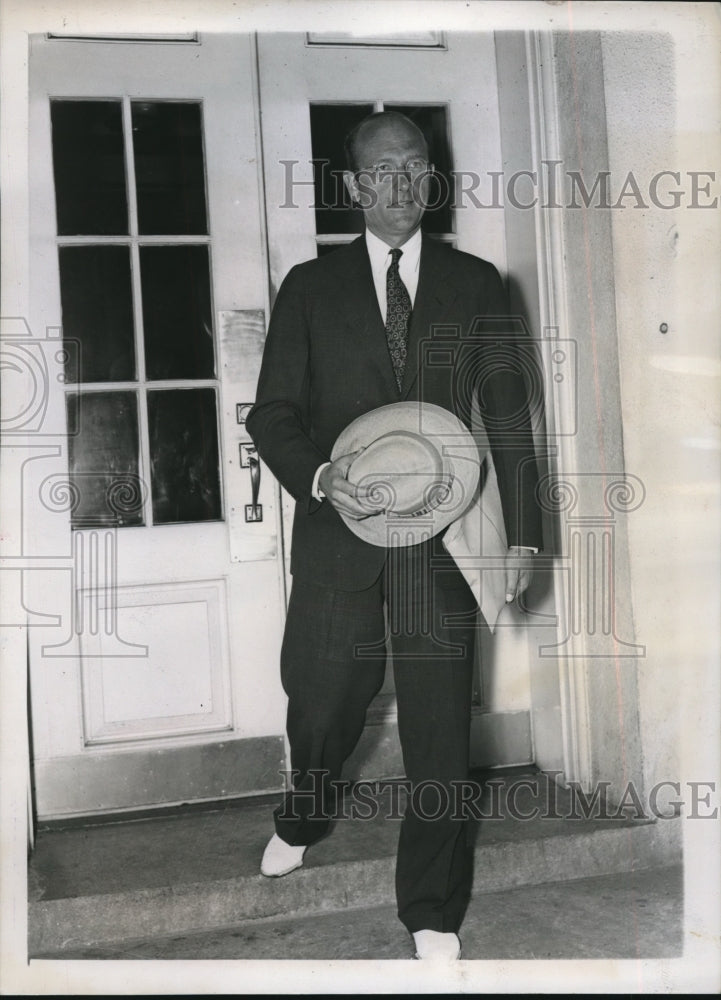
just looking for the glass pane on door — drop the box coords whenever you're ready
[58,245,136,383]
[131,101,208,236]
[51,100,128,236]
[66,390,143,528]
[309,103,374,236]
[148,388,221,524]
[140,245,215,381]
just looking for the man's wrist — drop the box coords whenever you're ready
[312,462,331,501]
[509,545,538,554]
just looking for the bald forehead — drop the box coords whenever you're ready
[352,116,428,167]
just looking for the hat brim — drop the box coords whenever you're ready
[331,402,483,548]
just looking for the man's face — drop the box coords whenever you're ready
[344,120,431,248]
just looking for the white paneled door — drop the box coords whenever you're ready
[27,34,287,818]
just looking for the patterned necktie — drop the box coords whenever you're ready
[385,248,411,392]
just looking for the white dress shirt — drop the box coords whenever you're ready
[365,226,422,321]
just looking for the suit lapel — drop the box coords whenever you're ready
[401,237,458,398]
[332,236,402,399]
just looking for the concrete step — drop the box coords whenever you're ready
[28,768,681,957]
[31,865,684,961]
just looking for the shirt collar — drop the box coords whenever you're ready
[365,227,422,274]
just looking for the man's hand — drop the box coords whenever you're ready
[319,450,379,521]
[504,546,535,604]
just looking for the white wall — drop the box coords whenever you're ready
[602,30,721,796]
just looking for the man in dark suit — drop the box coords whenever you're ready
[247,111,542,959]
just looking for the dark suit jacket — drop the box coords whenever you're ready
[247,235,543,591]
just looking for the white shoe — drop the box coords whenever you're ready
[412,929,462,960]
[260,834,306,877]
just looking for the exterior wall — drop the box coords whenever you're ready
[602,31,720,810]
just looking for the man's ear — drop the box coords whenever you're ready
[345,170,375,210]
[343,170,358,205]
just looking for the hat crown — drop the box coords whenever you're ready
[331,401,482,548]
[350,430,451,516]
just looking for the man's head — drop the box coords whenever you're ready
[343,112,432,248]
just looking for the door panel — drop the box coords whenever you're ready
[78,580,232,744]
[28,33,287,818]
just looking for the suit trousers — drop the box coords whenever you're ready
[274,539,479,934]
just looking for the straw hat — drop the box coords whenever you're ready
[330,402,482,548]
